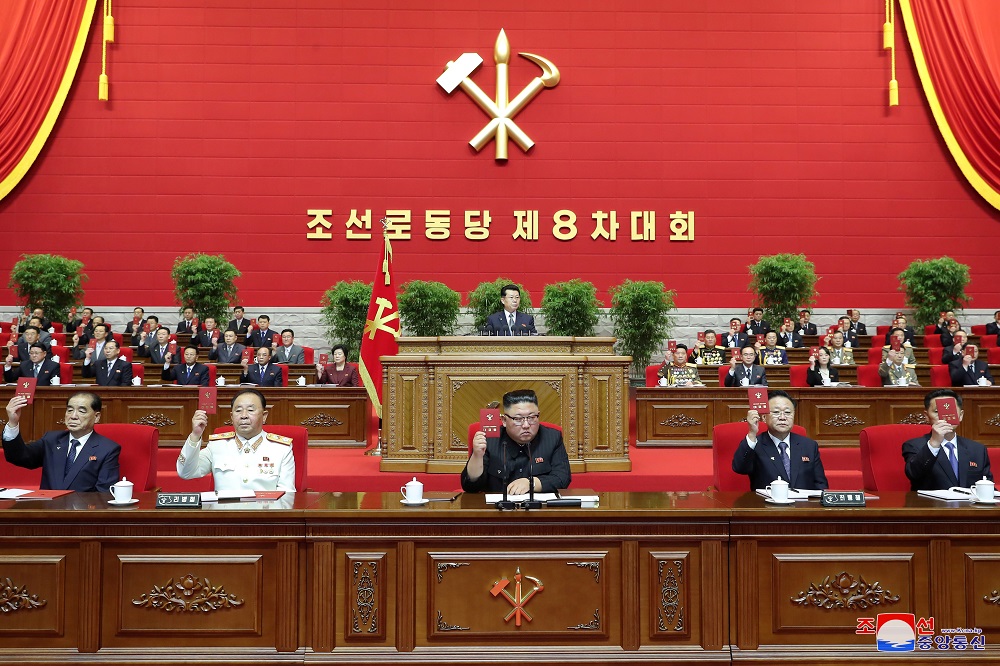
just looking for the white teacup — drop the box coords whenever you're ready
[296,376,306,386]
[131,376,142,386]
[216,376,225,386]
[657,377,668,387]
[50,376,60,385]
[400,477,423,503]
[110,477,133,502]
[766,478,789,502]
[971,479,995,502]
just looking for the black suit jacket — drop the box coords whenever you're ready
[777,331,802,348]
[722,332,748,348]
[227,318,251,336]
[798,322,817,336]
[245,329,278,349]
[884,326,915,345]
[483,311,536,336]
[461,424,571,492]
[2,430,121,492]
[176,320,199,334]
[139,343,175,365]
[949,359,994,386]
[193,330,221,348]
[986,322,1000,336]
[163,362,211,386]
[732,431,828,490]
[210,343,246,364]
[806,365,840,386]
[240,362,283,387]
[4,358,60,385]
[850,322,867,335]
[903,434,992,491]
[81,357,133,386]
[724,364,767,387]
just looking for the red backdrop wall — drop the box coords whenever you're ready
[1,0,998,308]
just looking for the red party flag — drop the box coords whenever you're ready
[359,220,400,418]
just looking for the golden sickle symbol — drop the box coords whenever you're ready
[490,568,544,626]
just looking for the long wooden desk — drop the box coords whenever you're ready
[0,386,369,447]
[636,386,1000,447]
[1,491,997,665]
[380,336,631,473]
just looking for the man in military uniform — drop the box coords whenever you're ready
[825,331,855,366]
[176,388,296,493]
[658,344,703,386]
[688,330,726,365]
[756,331,788,365]
[881,328,917,365]
[879,347,920,386]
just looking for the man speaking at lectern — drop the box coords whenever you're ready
[483,284,536,335]
[462,390,570,494]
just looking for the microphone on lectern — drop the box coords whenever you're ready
[523,439,542,510]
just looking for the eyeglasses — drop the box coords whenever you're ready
[504,413,539,426]
[770,411,794,418]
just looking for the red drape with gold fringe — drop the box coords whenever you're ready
[0,0,95,202]
[900,0,1000,210]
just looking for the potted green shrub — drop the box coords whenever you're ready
[467,278,533,332]
[171,253,241,323]
[8,253,87,323]
[320,281,372,362]
[541,279,600,336]
[747,253,818,324]
[898,257,971,326]
[398,280,461,336]
[609,280,675,376]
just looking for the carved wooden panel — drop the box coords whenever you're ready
[0,554,67,640]
[345,553,387,641]
[422,550,616,644]
[648,403,711,442]
[123,404,188,438]
[645,550,692,641]
[961,551,1000,632]
[288,401,357,442]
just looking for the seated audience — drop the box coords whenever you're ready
[4,343,60,384]
[137,327,175,365]
[881,328,917,365]
[986,310,1000,336]
[776,319,802,348]
[209,329,246,363]
[902,389,993,491]
[67,307,94,334]
[461,389,571,493]
[245,315,278,349]
[848,308,867,335]
[941,330,969,365]
[81,339,133,386]
[125,306,147,340]
[193,317,221,348]
[315,344,360,386]
[176,306,199,334]
[2,392,120,492]
[744,308,770,336]
[836,316,858,347]
[725,345,767,386]
[689,330,726,365]
[176,388,296,493]
[722,318,748,348]
[20,317,53,346]
[657,344,703,386]
[273,329,305,364]
[756,331,788,365]
[884,314,915,345]
[933,310,957,335]
[240,346,283,386]
[227,306,252,336]
[130,315,160,348]
[949,345,993,386]
[824,331,855,365]
[73,322,111,360]
[879,346,919,386]
[797,309,817,336]
[731,389,828,490]
[939,318,960,348]
[162,345,211,386]
[14,325,51,359]
[806,347,840,386]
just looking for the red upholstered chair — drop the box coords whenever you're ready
[927,347,944,365]
[981,335,998,349]
[866,346,883,365]
[50,332,66,346]
[131,363,144,385]
[646,365,661,387]
[94,423,159,491]
[118,346,134,362]
[788,364,809,387]
[711,422,807,492]
[279,364,289,386]
[990,347,1000,364]
[302,346,315,364]
[718,365,731,385]
[0,450,42,488]
[930,365,952,387]
[212,425,309,491]
[876,326,891,336]
[49,344,69,363]
[0,333,7,347]
[859,424,930,492]
[59,363,72,385]
[207,364,217,386]
[0,322,12,334]
[869,335,883,348]
[923,325,937,335]
[990,448,1000,477]
[922,335,943,348]
[466,421,562,454]
[856,364,883,387]
[51,322,63,332]
[970,324,987,336]
[111,332,123,345]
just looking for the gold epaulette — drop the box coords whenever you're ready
[265,432,293,446]
[208,432,232,441]
[905,364,917,368]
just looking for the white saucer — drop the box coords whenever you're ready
[764,497,795,505]
[969,496,999,505]
[108,498,139,505]
[400,498,430,506]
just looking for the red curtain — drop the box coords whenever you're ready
[901,0,1000,210]
[0,0,94,202]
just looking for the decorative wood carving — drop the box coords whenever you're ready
[822,412,864,427]
[545,380,561,394]
[898,412,929,425]
[350,560,379,635]
[986,414,1000,428]
[452,380,467,391]
[791,571,900,610]
[131,574,244,613]
[436,562,469,583]
[300,413,343,427]
[985,590,1000,605]
[0,577,47,613]
[566,561,600,582]
[435,610,469,631]
[657,560,684,632]
[568,609,600,630]
[133,413,176,428]
[659,414,702,428]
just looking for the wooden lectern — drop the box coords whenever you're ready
[380,336,632,473]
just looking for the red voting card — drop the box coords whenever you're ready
[810,346,820,357]
[250,319,258,330]
[965,344,976,357]
[319,353,329,365]
[697,331,705,343]
[22,307,29,317]
[272,332,280,345]
[70,306,77,317]
[16,377,37,404]
[755,334,765,345]
[199,387,217,414]
[81,314,90,326]
[211,329,220,340]
[133,315,141,325]
[667,339,677,352]
[748,388,769,414]
[730,349,740,361]
[8,344,18,360]
[241,348,253,363]
[847,308,853,316]
[783,318,791,328]
[142,322,150,333]
[936,397,960,426]
[87,338,97,350]
[192,317,199,330]
[730,322,739,332]
[76,325,85,337]
[940,311,946,319]
[480,408,502,436]
[890,337,902,351]
[168,341,178,355]
[896,311,904,318]
[10,316,18,325]
[827,325,837,334]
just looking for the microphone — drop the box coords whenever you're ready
[523,439,541,510]
[496,439,515,511]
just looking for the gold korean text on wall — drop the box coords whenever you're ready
[437,29,560,160]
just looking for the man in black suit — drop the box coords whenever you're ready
[176,306,199,334]
[4,343,60,384]
[72,322,112,360]
[124,307,147,341]
[884,315,915,345]
[724,345,767,387]
[732,389,829,491]
[245,315,279,349]
[227,306,251,337]
[209,329,246,363]
[949,345,994,386]
[776,320,803,348]
[162,346,210,386]
[986,310,1000,336]
[240,346,283,386]
[81,339,133,386]
[12,325,50,360]
[798,309,817,336]
[848,309,867,335]
[193,317,221,348]
[483,284,536,335]
[722,318,748,348]
[66,307,94,335]
[836,317,859,348]
[743,308,770,336]
[903,389,993,491]
[933,310,957,335]
[941,330,969,365]
[137,327,175,365]
[2,391,121,492]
